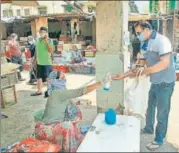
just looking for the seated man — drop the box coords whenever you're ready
[44,71,66,98]
[35,74,111,123]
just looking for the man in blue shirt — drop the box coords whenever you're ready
[113,21,176,151]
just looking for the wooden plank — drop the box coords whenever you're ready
[1,0,38,6]
[77,113,140,152]
[1,0,12,4]
[1,63,20,76]
[128,15,151,21]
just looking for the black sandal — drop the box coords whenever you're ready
[31,92,42,96]
[146,141,163,151]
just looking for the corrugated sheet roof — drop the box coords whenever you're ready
[22,13,86,20]
[1,17,26,23]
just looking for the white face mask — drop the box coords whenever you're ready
[40,33,46,38]
[28,41,34,45]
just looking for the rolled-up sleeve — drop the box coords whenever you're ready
[158,37,172,56]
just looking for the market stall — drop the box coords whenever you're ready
[1,63,20,108]
[77,114,140,152]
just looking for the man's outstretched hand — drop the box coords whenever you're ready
[112,74,123,80]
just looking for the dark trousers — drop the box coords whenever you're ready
[36,64,53,82]
[11,56,23,80]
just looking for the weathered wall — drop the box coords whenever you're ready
[96,1,122,52]
[31,17,48,37]
[1,23,7,39]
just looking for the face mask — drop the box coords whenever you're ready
[40,33,46,38]
[28,41,34,45]
[137,32,145,42]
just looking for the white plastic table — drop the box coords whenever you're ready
[77,113,140,152]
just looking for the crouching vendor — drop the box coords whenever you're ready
[34,74,112,123]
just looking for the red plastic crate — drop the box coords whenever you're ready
[53,65,69,73]
[23,62,31,71]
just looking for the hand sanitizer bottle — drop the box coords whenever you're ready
[103,73,111,91]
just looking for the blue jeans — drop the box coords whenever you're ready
[144,82,175,144]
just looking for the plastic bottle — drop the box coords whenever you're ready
[103,73,111,91]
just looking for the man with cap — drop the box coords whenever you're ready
[31,27,54,96]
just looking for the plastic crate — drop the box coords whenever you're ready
[53,65,69,73]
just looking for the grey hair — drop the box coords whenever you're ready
[11,33,18,39]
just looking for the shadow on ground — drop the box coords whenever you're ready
[141,134,178,152]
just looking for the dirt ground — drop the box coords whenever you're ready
[1,71,179,152]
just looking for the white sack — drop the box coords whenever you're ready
[124,76,150,118]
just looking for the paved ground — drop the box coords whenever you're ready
[1,71,179,152]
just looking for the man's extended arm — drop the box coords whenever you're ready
[112,69,136,80]
[112,57,147,80]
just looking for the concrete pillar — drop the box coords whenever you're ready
[71,18,80,35]
[31,17,48,37]
[92,18,96,45]
[70,18,79,42]
[31,20,36,37]
[95,1,129,114]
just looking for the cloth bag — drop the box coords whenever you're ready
[34,121,84,152]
